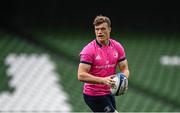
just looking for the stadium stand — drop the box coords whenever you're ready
[0,30,180,112]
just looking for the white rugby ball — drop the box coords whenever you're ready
[110,73,128,96]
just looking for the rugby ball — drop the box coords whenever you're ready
[110,73,128,96]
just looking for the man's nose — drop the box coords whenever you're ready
[98,30,102,34]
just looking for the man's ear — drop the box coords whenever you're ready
[109,27,111,33]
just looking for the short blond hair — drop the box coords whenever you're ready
[93,15,111,27]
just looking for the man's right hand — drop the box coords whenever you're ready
[100,75,116,86]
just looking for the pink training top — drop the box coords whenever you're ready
[79,38,126,96]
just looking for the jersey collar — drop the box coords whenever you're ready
[95,39,110,48]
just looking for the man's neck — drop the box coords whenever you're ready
[102,40,109,46]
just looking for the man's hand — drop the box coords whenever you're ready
[100,75,116,86]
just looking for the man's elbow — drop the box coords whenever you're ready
[77,73,84,82]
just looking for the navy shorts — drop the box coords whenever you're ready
[83,94,116,112]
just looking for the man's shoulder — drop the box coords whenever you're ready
[83,39,95,48]
[80,40,96,54]
[110,38,122,46]
[110,38,125,51]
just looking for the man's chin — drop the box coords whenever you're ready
[98,36,105,40]
[98,38,105,42]
[98,38,108,44]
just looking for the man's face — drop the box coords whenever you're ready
[95,22,111,44]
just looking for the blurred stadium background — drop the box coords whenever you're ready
[0,0,180,112]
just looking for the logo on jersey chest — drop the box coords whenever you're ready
[94,54,116,69]
[114,51,118,58]
[95,55,101,60]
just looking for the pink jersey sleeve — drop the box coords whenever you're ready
[79,44,94,64]
[114,41,126,62]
